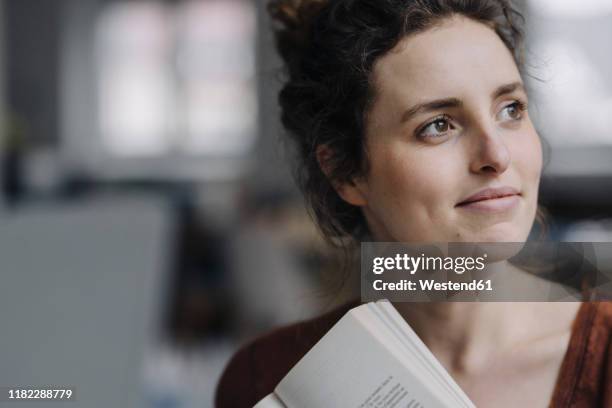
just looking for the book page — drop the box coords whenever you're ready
[371,301,475,408]
[253,393,287,408]
[274,305,450,408]
[358,303,466,407]
[353,304,456,405]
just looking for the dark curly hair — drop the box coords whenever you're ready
[267,0,525,247]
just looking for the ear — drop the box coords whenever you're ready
[316,144,368,207]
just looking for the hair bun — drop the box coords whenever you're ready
[268,0,327,28]
[268,0,328,66]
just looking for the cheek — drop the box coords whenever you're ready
[514,131,543,184]
[368,146,458,213]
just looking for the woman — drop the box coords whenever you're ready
[216,1,612,406]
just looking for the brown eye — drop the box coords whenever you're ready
[498,101,526,122]
[418,116,454,140]
[506,104,519,119]
[434,119,449,132]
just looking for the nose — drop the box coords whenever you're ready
[469,126,511,175]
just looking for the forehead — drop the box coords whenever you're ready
[371,15,522,108]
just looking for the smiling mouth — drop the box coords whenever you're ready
[456,186,521,207]
[456,193,520,206]
[455,194,521,212]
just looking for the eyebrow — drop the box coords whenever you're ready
[400,81,525,123]
[400,98,462,123]
[492,81,525,99]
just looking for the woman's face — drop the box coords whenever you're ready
[340,15,542,243]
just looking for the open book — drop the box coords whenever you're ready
[253,300,475,408]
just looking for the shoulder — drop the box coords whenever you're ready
[214,299,360,408]
[566,302,612,406]
[587,302,612,400]
[593,301,612,326]
[584,301,612,352]
[575,301,612,362]
[586,301,612,362]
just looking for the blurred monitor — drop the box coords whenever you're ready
[0,196,174,408]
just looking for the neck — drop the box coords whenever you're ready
[394,301,518,374]
[390,261,577,375]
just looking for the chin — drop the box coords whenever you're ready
[452,225,529,263]
[462,223,531,243]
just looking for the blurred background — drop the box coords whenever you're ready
[0,0,610,407]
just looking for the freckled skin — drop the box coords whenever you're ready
[338,16,542,243]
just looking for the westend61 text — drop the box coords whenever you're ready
[373,279,493,292]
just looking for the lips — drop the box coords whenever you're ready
[456,186,520,207]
